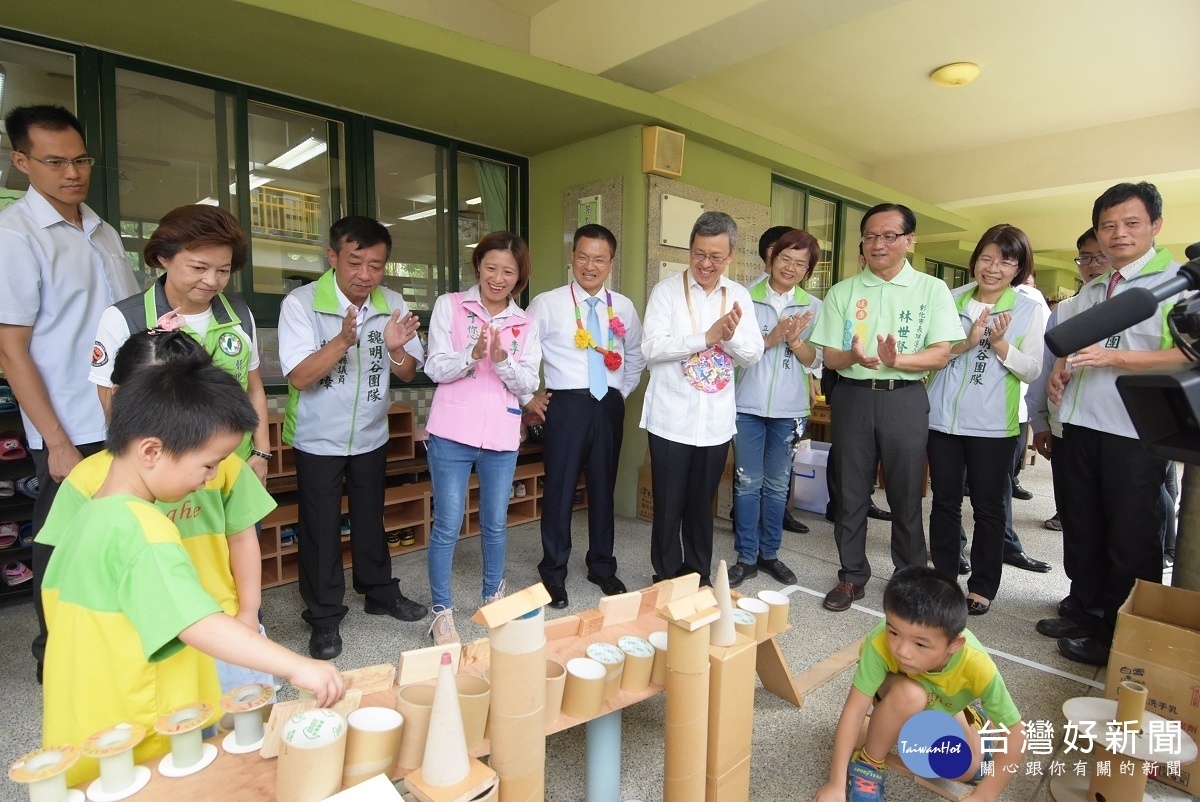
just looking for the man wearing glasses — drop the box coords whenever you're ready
[523,224,644,609]
[0,105,139,681]
[641,211,763,587]
[810,203,963,612]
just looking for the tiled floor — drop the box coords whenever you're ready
[0,457,1192,800]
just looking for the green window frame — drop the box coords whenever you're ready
[769,176,869,296]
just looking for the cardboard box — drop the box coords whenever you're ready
[705,754,751,802]
[1105,580,1200,793]
[706,635,757,778]
[638,450,654,522]
[791,441,831,514]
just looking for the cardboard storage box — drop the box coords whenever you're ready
[791,441,831,514]
[638,462,654,523]
[1105,580,1200,793]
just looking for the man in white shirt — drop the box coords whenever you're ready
[0,105,139,681]
[641,212,764,586]
[524,225,644,608]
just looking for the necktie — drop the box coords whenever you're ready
[1106,270,1122,299]
[585,297,607,400]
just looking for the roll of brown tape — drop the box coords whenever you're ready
[736,598,769,640]
[276,709,347,802]
[586,642,626,701]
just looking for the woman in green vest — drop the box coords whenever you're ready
[89,204,271,481]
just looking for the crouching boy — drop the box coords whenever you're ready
[815,566,1026,801]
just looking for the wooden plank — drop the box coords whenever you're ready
[659,587,717,625]
[884,754,970,801]
[260,688,362,758]
[755,638,803,709]
[793,637,864,697]
[544,614,580,641]
[342,663,396,695]
[597,591,642,627]
[406,758,497,802]
[397,641,462,686]
[575,609,604,636]
[470,582,551,627]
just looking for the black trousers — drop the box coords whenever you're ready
[648,432,728,585]
[1055,424,1166,641]
[928,430,1016,601]
[31,440,106,668]
[538,388,624,586]
[829,382,928,586]
[295,443,399,629]
[1011,421,1029,479]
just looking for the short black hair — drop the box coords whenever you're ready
[106,361,258,456]
[758,225,794,263]
[329,216,392,260]
[861,203,917,236]
[882,566,967,641]
[573,224,617,258]
[4,105,86,153]
[1076,228,1099,250]
[110,330,210,386]
[1092,181,1163,229]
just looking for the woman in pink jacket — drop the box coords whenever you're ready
[423,232,542,644]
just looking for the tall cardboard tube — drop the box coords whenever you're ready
[1115,680,1149,734]
[455,675,491,753]
[488,607,547,802]
[562,658,607,720]
[757,589,789,634]
[342,707,404,789]
[664,622,711,802]
[649,631,668,686]
[277,709,348,802]
[394,684,436,770]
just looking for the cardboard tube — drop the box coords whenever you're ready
[8,744,79,802]
[277,709,348,802]
[649,631,669,686]
[757,590,789,634]
[487,607,547,802]
[341,707,404,789]
[618,636,654,693]
[1088,745,1149,800]
[732,609,756,640]
[664,621,711,802]
[667,623,710,675]
[394,684,436,770]
[561,658,607,720]
[456,674,491,754]
[1115,680,1148,734]
[585,643,625,701]
[545,660,566,726]
[736,598,768,640]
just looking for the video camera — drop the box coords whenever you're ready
[1045,243,1200,462]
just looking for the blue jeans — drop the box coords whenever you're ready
[732,414,806,566]
[426,434,518,610]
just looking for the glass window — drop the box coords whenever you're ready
[113,69,237,289]
[246,102,344,296]
[839,204,866,282]
[0,41,76,211]
[770,182,804,228]
[457,153,513,292]
[373,130,446,312]
[805,196,836,298]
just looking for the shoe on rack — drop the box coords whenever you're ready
[757,557,797,585]
[587,573,627,596]
[1011,479,1033,501]
[514,482,527,498]
[823,580,864,612]
[365,593,428,622]
[866,503,891,521]
[308,625,342,660]
[726,562,758,588]
[429,608,460,646]
[782,510,810,534]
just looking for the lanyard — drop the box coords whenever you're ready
[682,278,727,335]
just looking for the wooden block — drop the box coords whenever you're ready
[755,638,803,709]
[461,638,490,666]
[406,757,497,802]
[544,614,581,641]
[342,663,396,695]
[598,591,642,627]
[661,587,717,623]
[260,688,362,758]
[793,638,863,698]
[470,582,551,628]
[398,641,462,686]
[885,753,970,800]
[576,609,604,636]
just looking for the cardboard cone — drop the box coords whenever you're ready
[710,561,736,647]
[421,653,471,787]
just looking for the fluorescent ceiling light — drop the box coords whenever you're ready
[465,243,478,248]
[197,197,218,206]
[399,208,440,221]
[409,194,436,203]
[381,222,394,227]
[267,137,327,170]
[465,197,482,205]
[229,174,273,194]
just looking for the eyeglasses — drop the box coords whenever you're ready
[860,232,907,245]
[572,254,612,268]
[1074,254,1111,266]
[774,255,809,271]
[690,251,730,266]
[18,151,95,170]
[975,256,1019,270]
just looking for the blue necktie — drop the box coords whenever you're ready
[586,297,607,400]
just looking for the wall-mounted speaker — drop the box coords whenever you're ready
[642,126,685,179]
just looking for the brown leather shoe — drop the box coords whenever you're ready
[823,580,864,612]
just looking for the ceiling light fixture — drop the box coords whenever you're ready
[197,197,219,206]
[465,197,482,205]
[229,174,273,195]
[930,62,980,88]
[267,136,327,170]
[399,208,441,221]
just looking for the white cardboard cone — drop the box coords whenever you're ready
[420,653,471,787]
[710,560,737,647]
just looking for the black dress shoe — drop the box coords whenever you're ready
[727,562,757,588]
[1004,551,1051,573]
[587,574,627,596]
[757,557,797,585]
[1011,480,1033,501]
[866,503,891,521]
[546,584,568,609]
[958,553,971,575]
[825,503,835,523]
[782,511,810,534]
[309,625,342,660]
[1058,636,1109,666]
[365,593,428,621]
[1036,616,1093,639]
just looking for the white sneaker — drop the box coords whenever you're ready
[483,579,507,606]
[429,608,460,646]
[509,483,515,499]
[514,482,526,498]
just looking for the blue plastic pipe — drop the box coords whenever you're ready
[585,709,621,801]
